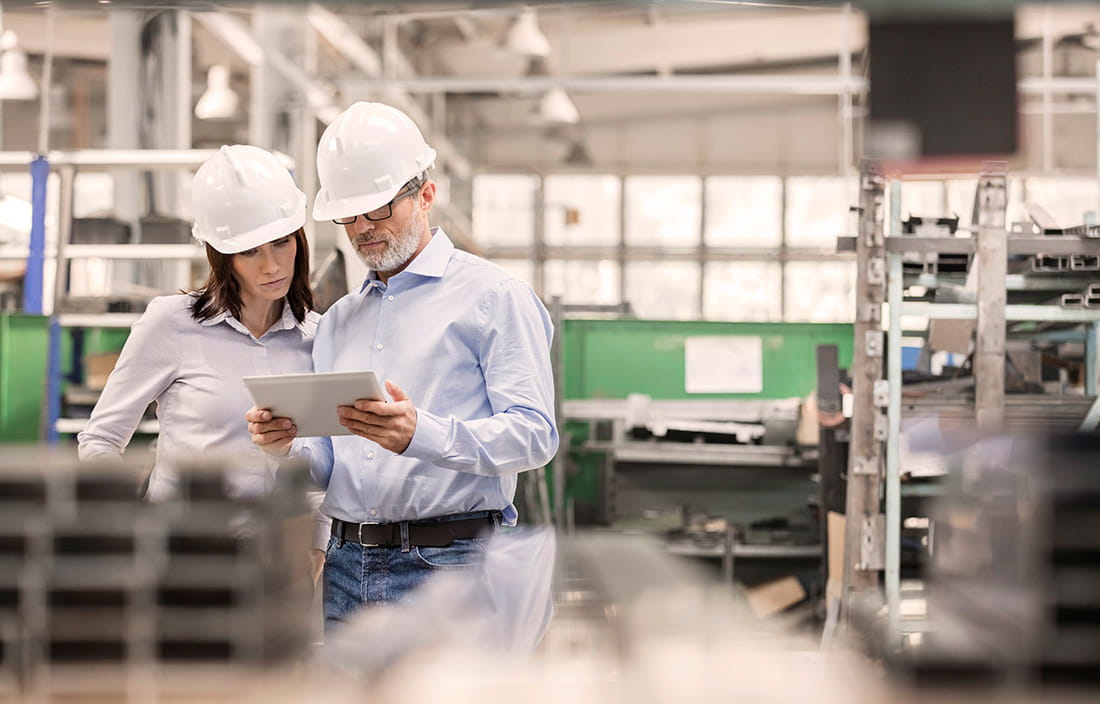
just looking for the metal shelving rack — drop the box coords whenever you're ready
[840,162,1100,652]
[1,149,294,442]
[564,396,821,580]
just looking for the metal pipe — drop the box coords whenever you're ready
[176,11,192,151]
[0,148,294,169]
[341,74,866,95]
[838,2,853,174]
[1087,321,1098,396]
[36,6,55,155]
[549,295,565,534]
[902,301,1100,322]
[341,74,1100,97]
[1042,7,1054,173]
[52,164,75,317]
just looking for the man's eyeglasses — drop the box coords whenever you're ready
[333,180,424,225]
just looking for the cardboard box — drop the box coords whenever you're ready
[85,352,121,390]
[745,576,807,618]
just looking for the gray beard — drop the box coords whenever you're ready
[356,218,424,273]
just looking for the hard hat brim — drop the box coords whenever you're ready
[312,182,403,223]
[194,199,307,254]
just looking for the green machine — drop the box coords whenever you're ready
[562,319,853,400]
[0,313,130,444]
[554,318,854,525]
[0,314,49,443]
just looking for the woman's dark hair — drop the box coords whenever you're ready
[189,227,314,323]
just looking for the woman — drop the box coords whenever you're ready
[77,145,327,558]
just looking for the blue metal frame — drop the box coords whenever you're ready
[18,155,61,443]
[45,318,60,443]
[22,156,50,314]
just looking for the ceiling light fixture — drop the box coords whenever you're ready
[0,31,38,101]
[504,8,551,59]
[1081,23,1100,51]
[539,87,579,124]
[194,64,239,120]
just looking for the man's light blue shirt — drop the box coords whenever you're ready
[294,228,558,525]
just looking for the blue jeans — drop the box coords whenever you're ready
[322,511,494,633]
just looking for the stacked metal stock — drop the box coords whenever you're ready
[893,431,1100,688]
[0,450,314,699]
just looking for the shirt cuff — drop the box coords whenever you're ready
[287,437,332,489]
[402,408,448,461]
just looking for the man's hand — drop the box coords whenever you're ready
[336,380,417,454]
[245,406,297,457]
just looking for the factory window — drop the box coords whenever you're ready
[472,174,538,247]
[1021,178,1099,229]
[704,176,782,247]
[783,261,855,322]
[785,176,857,248]
[545,175,621,246]
[544,259,620,306]
[624,261,700,320]
[890,180,946,225]
[494,259,536,288]
[703,261,782,322]
[624,176,702,247]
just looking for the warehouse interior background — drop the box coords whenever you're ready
[1,1,1100,702]
[1,1,1098,321]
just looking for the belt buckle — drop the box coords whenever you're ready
[358,521,381,547]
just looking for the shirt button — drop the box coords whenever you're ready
[367,452,375,459]
[387,295,394,301]
[376,343,383,350]
[369,508,377,516]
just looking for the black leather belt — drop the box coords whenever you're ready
[331,513,499,548]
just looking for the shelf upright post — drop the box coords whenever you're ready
[842,160,886,628]
[550,295,565,533]
[885,179,904,653]
[974,165,1008,428]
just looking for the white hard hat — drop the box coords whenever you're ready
[192,145,307,254]
[313,102,437,222]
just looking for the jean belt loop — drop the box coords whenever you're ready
[399,521,411,553]
[335,519,345,548]
[492,511,502,529]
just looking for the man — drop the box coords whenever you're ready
[246,102,558,630]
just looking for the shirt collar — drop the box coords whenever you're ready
[359,227,453,294]
[197,299,306,335]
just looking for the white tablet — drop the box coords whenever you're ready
[242,370,386,438]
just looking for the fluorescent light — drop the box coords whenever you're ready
[0,31,38,101]
[194,64,239,120]
[504,8,550,59]
[539,87,579,124]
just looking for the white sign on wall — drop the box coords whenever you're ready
[684,336,763,394]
